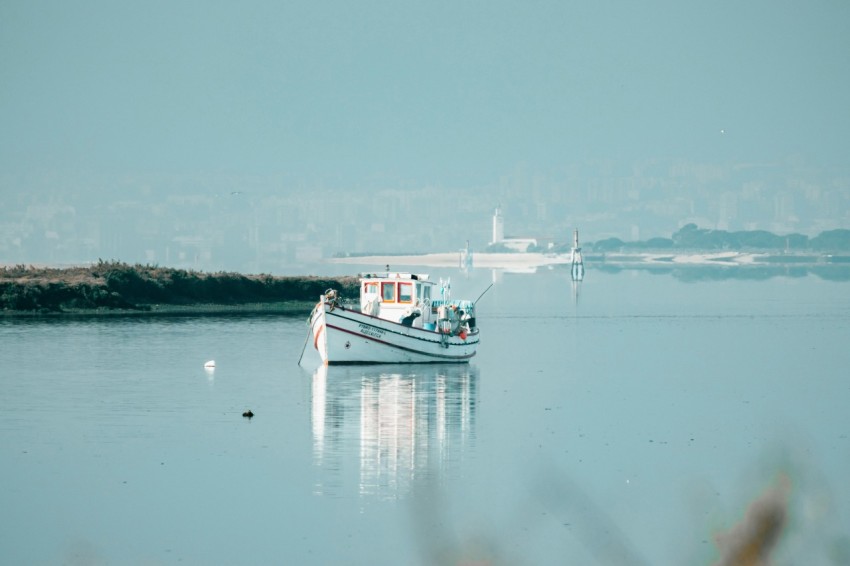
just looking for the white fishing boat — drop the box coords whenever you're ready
[304,272,483,365]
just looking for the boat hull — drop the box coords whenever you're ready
[310,303,478,364]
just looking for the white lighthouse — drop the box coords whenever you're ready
[491,205,504,245]
[488,205,537,251]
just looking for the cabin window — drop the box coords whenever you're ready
[398,282,413,303]
[381,282,396,302]
[364,282,379,295]
[422,286,431,302]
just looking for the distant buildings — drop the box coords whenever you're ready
[488,205,538,252]
[1,156,849,271]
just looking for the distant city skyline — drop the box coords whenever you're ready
[2,153,848,273]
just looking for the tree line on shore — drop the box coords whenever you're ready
[481,226,850,254]
[578,225,850,253]
[1,261,359,314]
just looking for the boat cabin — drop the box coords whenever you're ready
[359,272,434,326]
[358,272,476,333]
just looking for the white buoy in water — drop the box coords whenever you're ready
[204,360,216,369]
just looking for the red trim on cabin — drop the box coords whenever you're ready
[381,281,396,303]
[398,282,413,303]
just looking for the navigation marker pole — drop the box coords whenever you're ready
[570,229,585,282]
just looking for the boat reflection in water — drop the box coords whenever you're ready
[311,363,478,499]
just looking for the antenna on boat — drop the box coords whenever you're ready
[473,283,494,306]
[439,277,451,301]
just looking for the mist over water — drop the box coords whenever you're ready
[1,268,848,564]
[4,3,849,561]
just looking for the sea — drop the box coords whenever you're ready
[1,263,849,565]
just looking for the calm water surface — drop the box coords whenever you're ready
[1,268,849,565]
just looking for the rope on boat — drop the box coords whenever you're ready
[323,288,339,312]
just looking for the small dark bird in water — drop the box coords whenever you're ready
[242,410,254,418]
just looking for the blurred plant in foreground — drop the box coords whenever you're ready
[408,460,849,566]
[712,474,790,566]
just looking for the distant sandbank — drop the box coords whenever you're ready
[326,250,828,269]
[327,252,567,269]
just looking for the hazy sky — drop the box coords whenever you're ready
[2,1,849,184]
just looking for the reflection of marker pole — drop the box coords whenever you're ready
[474,283,494,306]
